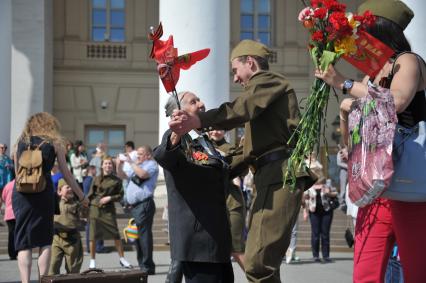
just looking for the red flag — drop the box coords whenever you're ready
[149,23,210,92]
[343,30,394,78]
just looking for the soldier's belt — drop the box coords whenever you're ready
[55,229,79,238]
[252,148,290,171]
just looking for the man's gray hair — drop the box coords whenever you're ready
[164,91,190,117]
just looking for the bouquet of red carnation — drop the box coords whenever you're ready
[285,0,375,187]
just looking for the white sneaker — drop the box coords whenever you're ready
[286,249,294,264]
[89,259,96,269]
[119,257,133,269]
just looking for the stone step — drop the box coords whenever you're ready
[0,204,354,254]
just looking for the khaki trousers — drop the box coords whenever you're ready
[245,160,302,283]
[227,184,246,253]
[48,234,83,275]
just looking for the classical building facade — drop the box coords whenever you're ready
[1,0,424,159]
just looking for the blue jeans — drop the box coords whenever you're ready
[385,256,404,283]
[309,210,333,258]
[130,197,156,273]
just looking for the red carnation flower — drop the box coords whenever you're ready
[353,15,364,22]
[323,0,346,12]
[310,0,322,8]
[313,7,327,19]
[329,12,352,37]
[311,31,324,42]
[362,11,376,27]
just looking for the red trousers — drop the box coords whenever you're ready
[354,198,426,283]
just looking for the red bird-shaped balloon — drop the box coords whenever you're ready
[149,22,210,93]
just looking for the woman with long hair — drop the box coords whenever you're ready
[70,140,88,188]
[12,112,88,283]
[315,1,426,282]
[87,156,132,269]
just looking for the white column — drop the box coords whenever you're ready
[158,0,230,142]
[0,1,12,147]
[11,0,53,145]
[403,0,426,59]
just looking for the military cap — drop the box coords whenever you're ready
[57,178,68,189]
[358,0,414,31]
[230,39,272,61]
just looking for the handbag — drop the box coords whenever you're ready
[347,84,397,207]
[344,215,354,248]
[345,228,354,248]
[328,197,339,210]
[382,121,426,201]
[123,218,139,243]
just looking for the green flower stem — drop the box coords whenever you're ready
[285,76,332,188]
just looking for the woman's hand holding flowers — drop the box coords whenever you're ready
[314,64,345,90]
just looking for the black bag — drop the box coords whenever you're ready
[328,197,339,210]
[345,228,354,248]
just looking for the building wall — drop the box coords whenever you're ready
[53,0,361,149]
[53,0,160,148]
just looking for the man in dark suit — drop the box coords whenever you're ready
[153,91,233,283]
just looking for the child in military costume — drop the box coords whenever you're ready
[87,156,132,269]
[48,179,85,275]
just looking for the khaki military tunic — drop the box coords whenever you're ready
[213,138,246,253]
[199,71,300,161]
[48,198,83,275]
[88,174,123,240]
[198,71,303,283]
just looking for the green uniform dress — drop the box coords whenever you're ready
[88,174,123,241]
[49,198,84,275]
[198,71,304,283]
[213,138,246,253]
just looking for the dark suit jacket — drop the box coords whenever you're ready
[153,130,232,263]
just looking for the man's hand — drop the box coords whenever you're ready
[169,109,202,135]
[99,196,111,205]
[169,132,182,147]
[339,148,348,161]
[80,196,90,208]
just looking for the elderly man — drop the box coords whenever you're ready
[116,146,159,274]
[154,91,233,283]
[169,40,314,282]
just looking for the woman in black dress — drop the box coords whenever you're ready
[12,112,88,283]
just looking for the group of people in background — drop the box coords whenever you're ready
[0,112,160,283]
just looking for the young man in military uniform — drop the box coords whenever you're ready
[48,179,85,275]
[170,40,313,282]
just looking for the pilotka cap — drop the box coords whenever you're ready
[230,39,272,61]
[358,0,414,31]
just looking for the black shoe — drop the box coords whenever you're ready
[96,247,110,254]
[313,257,321,263]
[140,268,155,275]
[323,257,333,263]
